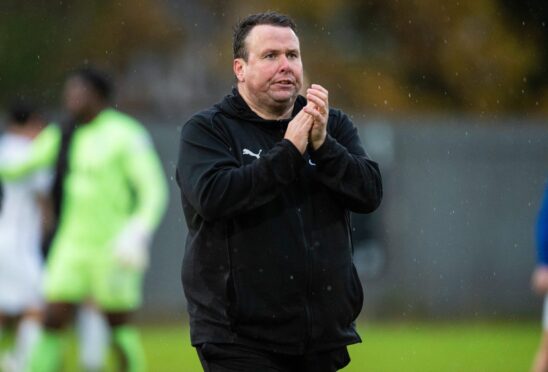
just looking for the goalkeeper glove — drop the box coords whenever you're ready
[113,218,152,270]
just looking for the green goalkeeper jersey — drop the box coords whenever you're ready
[0,108,168,250]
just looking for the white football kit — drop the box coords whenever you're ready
[0,133,51,315]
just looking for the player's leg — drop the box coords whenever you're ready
[105,311,146,372]
[27,302,76,372]
[0,250,25,362]
[0,313,17,372]
[12,309,42,371]
[0,312,5,346]
[77,302,109,372]
[533,296,548,372]
[28,244,87,372]
[12,254,45,371]
[96,260,146,372]
[533,332,548,372]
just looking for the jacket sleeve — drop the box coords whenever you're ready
[177,115,306,221]
[121,125,169,233]
[0,125,60,181]
[537,183,548,265]
[308,110,382,213]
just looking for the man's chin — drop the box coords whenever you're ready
[270,91,297,104]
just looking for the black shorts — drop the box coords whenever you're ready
[196,342,350,372]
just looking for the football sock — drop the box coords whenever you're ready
[78,306,109,371]
[27,330,62,372]
[14,317,41,370]
[113,325,146,372]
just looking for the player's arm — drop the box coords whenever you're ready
[112,125,169,270]
[31,167,55,241]
[122,127,169,233]
[537,185,548,265]
[533,184,548,294]
[177,112,310,222]
[0,179,3,211]
[0,125,60,180]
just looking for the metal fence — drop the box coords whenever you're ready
[142,118,548,321]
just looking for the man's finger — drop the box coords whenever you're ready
[306,94,327,111]
[303,106,324,123]
[310,84,328,95]
[307,88,328,104]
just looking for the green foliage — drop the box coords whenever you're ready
[211,0,548,114]
[1,0,546,115]
[0,1,183,106]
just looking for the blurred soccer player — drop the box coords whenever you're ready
[532,181,548,372]
[0,66,168,372]
[0,100,50,372]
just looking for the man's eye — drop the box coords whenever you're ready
[265,54,275,59]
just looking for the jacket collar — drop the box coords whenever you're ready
[217,87,307,128]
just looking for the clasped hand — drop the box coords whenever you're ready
[284,84,329,154]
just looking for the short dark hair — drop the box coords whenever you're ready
[8,96,39,126]
[68,66,113,101]
[233,11,297,60]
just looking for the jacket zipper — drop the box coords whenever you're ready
[295,205,311,352]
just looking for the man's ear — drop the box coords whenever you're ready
[233,58,246,82]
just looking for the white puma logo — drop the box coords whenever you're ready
[308,159,316,166]
[243,148,262,159]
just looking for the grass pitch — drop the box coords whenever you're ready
[1,320,540,371]
[142,321,540,371]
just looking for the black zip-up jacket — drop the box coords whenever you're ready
[176,88,382,354]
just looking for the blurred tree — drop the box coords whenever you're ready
[1,0,546,117]
[499,0,548,113]
[202,0,547,115]
[0,0,183,107]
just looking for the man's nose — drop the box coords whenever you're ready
[278,55,291,71]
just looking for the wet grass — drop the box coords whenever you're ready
[0,320,541,371]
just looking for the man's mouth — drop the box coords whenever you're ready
[273,79,295,87]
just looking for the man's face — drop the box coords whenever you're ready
[235,24,303,112]
[63,76,96,118]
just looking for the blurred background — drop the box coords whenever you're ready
[1,0,548,370]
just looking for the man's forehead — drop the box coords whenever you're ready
[246,24,300,50]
